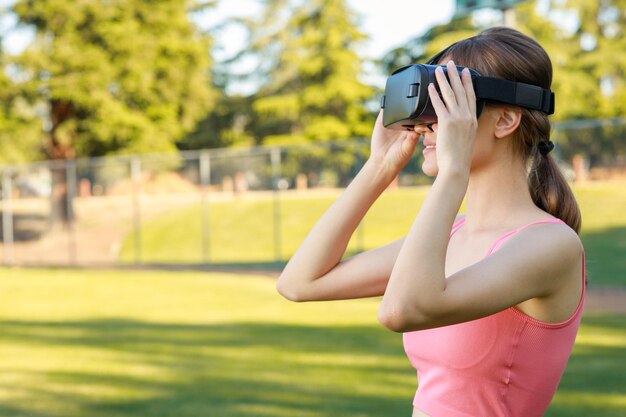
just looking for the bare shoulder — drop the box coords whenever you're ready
[499,220,583,291]
[517,220,582,260]
[502,220,583,321]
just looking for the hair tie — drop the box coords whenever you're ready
[538,141,554,156]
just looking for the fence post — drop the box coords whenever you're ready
[200,151,211,264]
[2,169,14,265]
[131,157,142,264]
[66,160,78,264]
[271,147,282,262]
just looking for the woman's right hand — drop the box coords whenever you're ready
[369,110,420,177]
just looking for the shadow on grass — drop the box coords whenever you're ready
[0,319,413,417]
[581,226,626,288]
[0,405,52,417]
[1,315,625,417]
[116,260,287,275]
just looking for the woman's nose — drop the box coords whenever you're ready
[413,125,431,134]
[413,123,437,134]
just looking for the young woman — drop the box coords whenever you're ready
[276,27,584,417]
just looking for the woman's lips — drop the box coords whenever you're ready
[423,144,436,155]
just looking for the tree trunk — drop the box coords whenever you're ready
[49,164,73,228]
[572,154,590,183]
[46,99,76,229]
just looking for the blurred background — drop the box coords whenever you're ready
[0,0,624,268]
[0,1,624,416]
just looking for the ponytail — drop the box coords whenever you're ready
[529,146,582,233]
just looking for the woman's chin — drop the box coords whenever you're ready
[421,161,438,177]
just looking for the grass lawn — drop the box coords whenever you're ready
[0,268,625,416]
[119,181,626,287]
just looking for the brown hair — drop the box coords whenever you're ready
[429,27,581,233]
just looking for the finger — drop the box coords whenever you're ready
[446,60,466,105]
[401,132,420,156]
[461,68,477,116]
[434,66,457,108]
[376,109,384,125]
[428,83,448,118]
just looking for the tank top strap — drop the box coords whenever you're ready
[450,216,466,237]
[486,218,565,256]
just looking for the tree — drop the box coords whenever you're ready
[219,0,373,186]
[8,0,217,224]
[558,0,626,115]
[179,93,255,150]
[246,0,373,145]
[0,49,42,165]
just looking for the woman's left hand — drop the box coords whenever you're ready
[428,60,478,176]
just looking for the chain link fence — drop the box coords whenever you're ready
[0,140,405,268]
[0,121,624,268]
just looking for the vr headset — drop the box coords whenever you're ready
[380,64,555,130]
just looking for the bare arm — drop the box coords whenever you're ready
[276,112,420,301]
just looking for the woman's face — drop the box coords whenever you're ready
[415,123,440,177]
[415,107,499,177]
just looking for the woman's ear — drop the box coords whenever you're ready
[494,107,522,139]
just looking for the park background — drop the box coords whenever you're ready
[0,0,625,416]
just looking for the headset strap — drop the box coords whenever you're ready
[474,77,555,115]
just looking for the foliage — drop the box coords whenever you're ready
[0,46,42,164]
[179,93,255,150]
[555,0,626,118]
[245,0,373,145]
[184,0,379,185]
[548,0,626,162]
[8,0,217,160]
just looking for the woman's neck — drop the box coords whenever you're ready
[462,157,539,232]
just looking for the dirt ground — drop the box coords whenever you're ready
[582,286,626,315]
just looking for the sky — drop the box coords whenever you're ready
[338,1,456,58]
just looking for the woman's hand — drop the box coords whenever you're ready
[428,60,478,176]
[368,110,420,178]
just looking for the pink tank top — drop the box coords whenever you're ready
[403,218,585,417]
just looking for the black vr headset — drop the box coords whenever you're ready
[380,64,555,130]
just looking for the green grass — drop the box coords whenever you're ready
[120,182,626,287]
[0,268,624,416]
[572,182,626,287]
[119,188,430,265]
